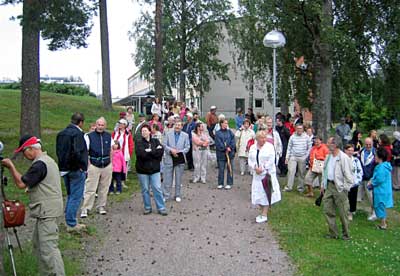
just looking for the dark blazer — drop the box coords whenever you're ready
[215,128,235,161]
[56,124,88,171]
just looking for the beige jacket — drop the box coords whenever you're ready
[322,150,353,192]
[235,128,255,157]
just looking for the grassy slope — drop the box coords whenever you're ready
[0,89,139,275]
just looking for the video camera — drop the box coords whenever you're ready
[0,141,24,276]
[0,141,3,160]
[0,141,6,186]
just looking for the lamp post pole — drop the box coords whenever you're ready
[263,30,286,129]
[272,47,277,129]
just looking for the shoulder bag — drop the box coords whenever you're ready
[311,153,324,174]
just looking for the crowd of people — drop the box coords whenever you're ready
[1,98,399,274]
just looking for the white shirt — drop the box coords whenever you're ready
[327,155,338,181]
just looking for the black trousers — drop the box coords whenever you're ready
[186,143,194,170]
[348,186,359,213]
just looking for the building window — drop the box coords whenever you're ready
[255,98,263,108]
[235,98,245,113]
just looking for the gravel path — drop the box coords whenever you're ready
[84,160,295,276]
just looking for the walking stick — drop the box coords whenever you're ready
[224,142,233,178]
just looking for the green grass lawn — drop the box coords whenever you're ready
[270,178,400,276]
[0,89,139,275]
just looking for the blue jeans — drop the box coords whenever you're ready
[63,170,86,227]
[217,159,233,186]
[138,172,166,211]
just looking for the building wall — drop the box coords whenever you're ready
[202,26,277,119]
[128,73,150,96]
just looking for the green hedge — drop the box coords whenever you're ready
[0,82,95,97]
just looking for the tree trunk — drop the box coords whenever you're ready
[179,0,187,102]
[154,0,163,100]
[20,0,40,138]
[312,0,332,141]
[280,101,289,116]
[100,0,112,110]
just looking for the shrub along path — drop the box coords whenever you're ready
[84,160,295,276]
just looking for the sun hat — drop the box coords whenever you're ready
[14,135,41,153]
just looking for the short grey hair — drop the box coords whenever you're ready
[329,135,342,149]
[96,116,107,125]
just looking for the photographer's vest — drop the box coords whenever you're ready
[28,153,63,219]
[88,131,112,168]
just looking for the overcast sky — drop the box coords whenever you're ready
[0,1,140,98]
[0,1,237,98]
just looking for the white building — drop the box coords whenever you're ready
[121,25,282,118]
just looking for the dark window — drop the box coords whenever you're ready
[255,99,263,108]
[235,98,245,112]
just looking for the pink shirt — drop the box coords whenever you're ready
[192,132,210,151]
[112,149,127,173]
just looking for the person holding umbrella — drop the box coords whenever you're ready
[248,130,281,223]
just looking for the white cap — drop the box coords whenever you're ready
[210,105,217,110]
[118,119,128,125]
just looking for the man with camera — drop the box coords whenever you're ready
[1,135,65,275]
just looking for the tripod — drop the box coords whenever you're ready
[1,163,22,276]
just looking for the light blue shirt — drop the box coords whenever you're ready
[327,155,338,181]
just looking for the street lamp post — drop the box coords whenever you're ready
[182,69,189,104]
[263,30,286,129]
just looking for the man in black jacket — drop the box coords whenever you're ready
[56,112,88,232]
[275,117,291,176]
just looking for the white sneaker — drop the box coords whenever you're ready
[256,215,268,223]
[240,172,245,176]
[175,197,182,203]
[217,185,223,189]
[368,213,377,221]
[225,185,232,190]
[80,209,88,218]
[98,207,107,215]
[348,212,353,221]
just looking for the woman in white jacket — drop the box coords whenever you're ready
[151,97,162,117]
[248,130,281,223]
[235,119,255,175]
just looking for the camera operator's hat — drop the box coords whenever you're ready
[14,135,41,153]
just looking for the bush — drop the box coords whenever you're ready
[359,101,387,132]
[0,82,91,97]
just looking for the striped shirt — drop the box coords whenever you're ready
[286,133,312,159]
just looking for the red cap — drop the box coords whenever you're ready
[14,136,40,153]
